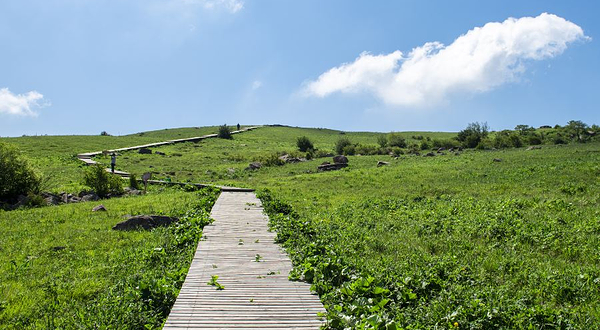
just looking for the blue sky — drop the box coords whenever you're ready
[1,0,598,136]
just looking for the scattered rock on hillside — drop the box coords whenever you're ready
[138,147,152,154]
[93,204,107,212]
[81,193,99,202]
[321,161,331,166]
[124,187,142,196]
[333,155,348,164]
[42,192,61,205]
[112,215,178,231]
[493,158,503,162]
[526,146,542,150]
[423,152,435,157]
[377,161,389,167]
[437,147,446,153]
[318,163,348,172]
[279,154,306,163]
[245,162,262,171]
[155,151,166,155]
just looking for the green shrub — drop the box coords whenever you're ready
[377,135,387,148]
[527,134,543,145]
[335,138,352,155]
[388,133,407,148]
[314,149,333,158]
[0,142,41,204]
[296,136,314,152]
[129,174,141,190]
[355,144,380,155]
[432,139,459,149]
[457,122,489,148]
[217,124,232,139]
[390,147,404,157]
[342,145,356,156]
[258,153,285,167]
[83,165,124,197]
[419,140,431,150]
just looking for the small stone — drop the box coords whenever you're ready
[138,147,152,154]
[493,158,502,162]
[377,161,389,167]
[92,204,107,212]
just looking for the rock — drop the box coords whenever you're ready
[245,162,262,171]
[69,196,81,203]
[318,163,348,171]
[526,146,542,150]
[124,187,142,196]
[423,152,435,157]
[493,158,502,162]
[377,161,389,167]
[42,192,61,205]
[437,147,446,153]
[138,147,152,154]
[333,155,348,164]
[278,154,305,163]
[51,246,66,252]
[112,215,178,231]
[321,161,331,166]
[81,193,99,202]
[227,168,236,174]
[155,151,166,155]
[92,204,107,212]
[449,148,455,152]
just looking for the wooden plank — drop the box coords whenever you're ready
[162,192,325,329]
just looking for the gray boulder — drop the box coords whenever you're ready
[333,155,348,164]
[113,215,178,231]
[377,161,389,167]
[245,162,262,171]
[138,148,152,154]
[92,204,107,212]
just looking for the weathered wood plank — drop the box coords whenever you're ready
[162,192,325,329]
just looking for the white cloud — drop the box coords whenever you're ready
[252,80,262,90]
[304,13,588,107]
[0,88,48,116]
[181,0,244,13]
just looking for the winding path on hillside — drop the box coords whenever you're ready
[163,192,325,329]
[76,127,258,191]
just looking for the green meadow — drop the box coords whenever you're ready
[1,125,598,329]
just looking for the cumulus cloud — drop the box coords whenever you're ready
[182,0,244,13]
[0,88,48,116]
[304,13,588,107]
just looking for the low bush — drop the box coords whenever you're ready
[296,136,314,152]
[377,135,387,148]
[83,165,124,197]
[457,122,489,148]
[217,124,232,139]
[335,138,353,155]
[0,142,41,204]
[258,153,285,167]
[388,133,407,148]
[432,139,459,149]
[129,174,141,190]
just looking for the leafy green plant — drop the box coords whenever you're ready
[335,138,352,155]
[83,164,124,197]
[218,124,232,139]
[457,122,489,148]
[387,133,407,148]
[207,275,225,290]
[0,142,41,204]
[129,173,141,190]
[296,136,314,152]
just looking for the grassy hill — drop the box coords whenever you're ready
[1,125,598,329]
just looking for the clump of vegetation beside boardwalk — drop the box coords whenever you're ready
[0,187,218,328]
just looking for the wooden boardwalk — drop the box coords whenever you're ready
[163,192,325,329]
